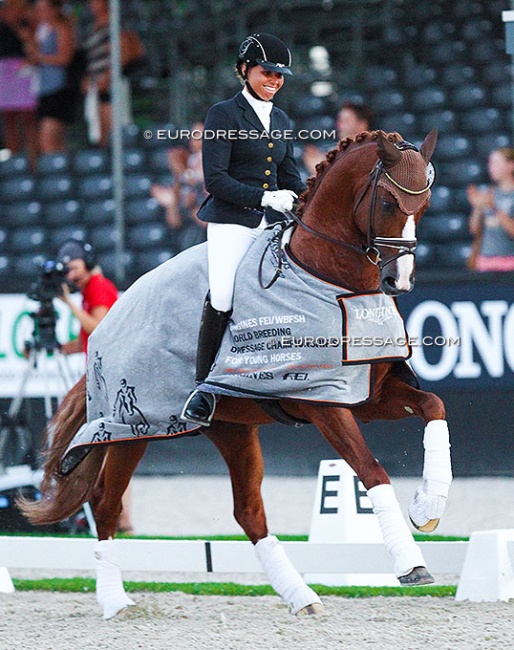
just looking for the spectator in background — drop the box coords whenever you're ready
[467,147,514,272]
[0,0,38,166]
[302,101,373,176]
[82,0,145,146]
[56,239,134,534]
[21,0,76,153]
[150,121,207,248]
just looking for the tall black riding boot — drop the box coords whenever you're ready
[181,296,231,426]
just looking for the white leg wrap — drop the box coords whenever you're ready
[255,535,322,615]
[422,420,452,496]
[95,539,135,619]
[409,420,452,528]
[368,484,426,578]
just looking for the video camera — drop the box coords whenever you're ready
[27,259,68,304]
[25,260,69,352]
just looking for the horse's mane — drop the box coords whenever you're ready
[297,130,402,216]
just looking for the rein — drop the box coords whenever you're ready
[286,161,417,269]
[259,139,431,289]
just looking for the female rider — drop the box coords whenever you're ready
[181,33,305,425]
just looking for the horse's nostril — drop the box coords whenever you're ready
[381,275,404,296]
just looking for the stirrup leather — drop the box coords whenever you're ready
[180,389,216,426]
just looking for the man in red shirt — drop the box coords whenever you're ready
[56,239,118,355]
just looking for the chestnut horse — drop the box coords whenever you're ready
[20,130,452,619]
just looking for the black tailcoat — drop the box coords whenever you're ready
[198,91,305,227]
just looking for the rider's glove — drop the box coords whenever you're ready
[261,189,298,213]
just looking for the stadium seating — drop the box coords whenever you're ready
[147,149,172,175]
[0,227,8,252]
[418,109,458,135]
[44,200,82,227]
[12,253,47,280]
[2,201,42,227]
[77,174,113,200]
[125,197,162,223]
[0,176,35,203]
[0,153,29,178]
[135,248,175,277]
[73,149,109,175]
[123,149,146,173]
[36,175,74,203]
[9,227,46,254]
[127,221,169,250]
[97,250,135,282]
[88,224,119,252]
[123,173,152,199]
[48,226,88,252]
[0,0,512,288]
[82,199,116,226]
[418,214,470,243]
[426,185,452,215]
[35,153,69,176]
[433,134,472,161]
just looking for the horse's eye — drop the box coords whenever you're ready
[382,200,396,215]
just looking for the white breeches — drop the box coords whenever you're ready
[207,217,267,312]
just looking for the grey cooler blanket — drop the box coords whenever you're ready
[62,224,410,472]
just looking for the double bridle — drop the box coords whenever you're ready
[258,141,433,289]
[288,149,432,270]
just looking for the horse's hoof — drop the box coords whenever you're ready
[100,595,135,620]
[408,487,445,532]
[296,602,325,616]
[398,566,434,586]
[409,515,440,533]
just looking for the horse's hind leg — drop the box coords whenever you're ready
[91,441,148,619]
[204,421,323,615]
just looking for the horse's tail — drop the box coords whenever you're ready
[17,374,107,525]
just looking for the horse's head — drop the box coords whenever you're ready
[362,129,437,295]
[294,129,437,296]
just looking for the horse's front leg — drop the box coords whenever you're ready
[292,403,432,585]
[204,421,323,615]
[91,441,148,619]
[353,371,452,533]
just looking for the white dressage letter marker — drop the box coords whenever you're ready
[306,459,397,586]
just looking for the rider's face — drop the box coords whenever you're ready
[245,65,284,101]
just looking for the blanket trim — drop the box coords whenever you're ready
[202,362,376,407]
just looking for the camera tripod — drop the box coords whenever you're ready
[0,318,97,536]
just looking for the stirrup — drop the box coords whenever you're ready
[180,389,216,426]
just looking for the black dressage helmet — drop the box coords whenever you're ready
[236,33,293,77]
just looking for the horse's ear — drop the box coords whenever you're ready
[419,128,438,163]
[376,130,402,168]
